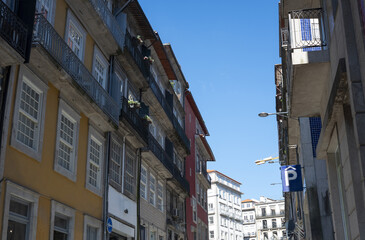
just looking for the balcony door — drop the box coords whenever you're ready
[36,0,55,24]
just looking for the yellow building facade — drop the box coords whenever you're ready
[0,0,116,238]
[0,0,195,239]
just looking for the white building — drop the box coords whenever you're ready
[241,199,258,240]
[208,170,243,240]
[255,197,286,240]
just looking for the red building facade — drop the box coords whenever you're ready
[185,91,215,240]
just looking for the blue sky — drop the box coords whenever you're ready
[138,0,283,200]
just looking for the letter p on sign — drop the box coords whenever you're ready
[281,165,303,192]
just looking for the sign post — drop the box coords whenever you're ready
[281,165,303,192]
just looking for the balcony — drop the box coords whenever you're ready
[243,219,255,224]
[119,96,148,144]
[172,114,190,153]
[32,14,119,125]
[283,8,330,117]
[142,134,189,194]
[256,212,284,219]
[65,0,124,56]
[196,161,211,188]
[124,31,150,79]
[123,31,190,154]
[0,1,28,65]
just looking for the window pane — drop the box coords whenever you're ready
[54,231,68,240]
[9,200,29,217]
[55,215,68,230]
[87,226,98,240]
[110,140,122,184]
[7,219,27,240]
[17,81,41,149]
[89,137,102,187]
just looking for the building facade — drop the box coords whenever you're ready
[208,170,243,240]
[255,197,285,240]
[277,0,365,239]
[241,199,258,240]
[185,90,215,240]
[0,0,199,239]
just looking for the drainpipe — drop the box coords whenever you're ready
[103,132,111,240]
[136,148,142,240]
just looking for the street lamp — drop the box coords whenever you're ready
[255,156,279,165]
[258,112,288,117]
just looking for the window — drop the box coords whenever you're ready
[263,233,268,240]
[65,10,86,61]
[271,209,276,216]
[83,215,102,240]
[149,174,156,206]
[140,165,147,199]
[2,182,39,240]
[54,100,80,181]
[11,66,48,160]
[7,199,30,239]
[54,214,69,239]
[272,219,277,228]
[263,220,267,229]
[150,231,156,240]
[110,137,122,185]
[157,181,163,211]
[36,0,56,24]
[140,226,146,240]
[208,203,213,210]
[261,208,266,217]
[50,201,75,240]
[192,197,197,222]
[209,231,214,239]
[124,144,136,196]
[209,216,214,224]
[86,126,104,195]
[92,46,109,90]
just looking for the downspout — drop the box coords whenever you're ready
[136,148,142,240]
[103,132,111,240]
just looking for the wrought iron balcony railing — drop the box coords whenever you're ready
[256,212,285,218]
[148,73,173,119]
[147,134,189,192]
[33,14,119,124]
[120,96,148,143]
[197,161,211,185]
[89,0,125,51]
[172,114,190,152]
[0,1,28,58]
[288,8,326,50]
[125,31,150,78]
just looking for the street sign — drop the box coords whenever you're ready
[107,217,113,233]
[281,165,303,192]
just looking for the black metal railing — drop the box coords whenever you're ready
[33,14,119,123]
[0,1,28,58]
[125,31,150,78]
[288,8,326,49]
[172,114,190,152]
[147,134,189,192]
[120,97,148,143]
[148,73,173,120]
[197,161,211,185]
[88,0,125,50]
[148,134,174,173]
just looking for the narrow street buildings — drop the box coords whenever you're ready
[0,0,214,239]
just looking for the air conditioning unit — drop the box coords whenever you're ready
[281,28,289,48]
[172,208,180,218]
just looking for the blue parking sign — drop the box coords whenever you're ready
[281,165,303,192]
